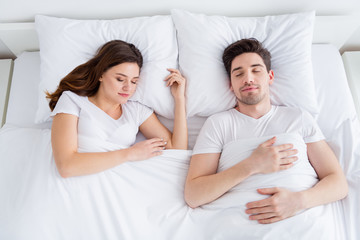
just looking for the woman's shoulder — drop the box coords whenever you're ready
[61,90,86,100]
[124,100,153,111]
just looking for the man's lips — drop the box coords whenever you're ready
[241,86,259,92]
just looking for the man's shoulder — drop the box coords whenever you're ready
[207,108,235,121]
[274,105,305,116]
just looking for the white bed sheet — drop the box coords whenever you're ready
[1,44,360,239]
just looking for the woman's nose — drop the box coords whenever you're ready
[122,81,130,90]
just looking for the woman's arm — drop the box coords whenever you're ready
[140,68,188,149]
[52,113,166,178]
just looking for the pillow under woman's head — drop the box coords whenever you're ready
[35,15,178,123]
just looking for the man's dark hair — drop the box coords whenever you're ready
[222,38,271,78]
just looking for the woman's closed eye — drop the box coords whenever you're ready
[117,78,137,84]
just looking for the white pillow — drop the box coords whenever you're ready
[35,15,178,122]
[171,9,318,117]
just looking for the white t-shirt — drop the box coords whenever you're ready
[51,91,153,151]
[193,105,324,155]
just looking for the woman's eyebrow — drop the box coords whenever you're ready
[115,73,140,79]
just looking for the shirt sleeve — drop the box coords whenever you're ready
[301,110,325,143]
[50,91,81,118]
[137,102,154,126]
[192,115,224,155]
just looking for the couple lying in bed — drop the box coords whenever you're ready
[47,38,347,225]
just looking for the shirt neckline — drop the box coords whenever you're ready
[231,105,276,121]
[86,97,124,121]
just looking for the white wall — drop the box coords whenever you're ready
[1,0,360,52]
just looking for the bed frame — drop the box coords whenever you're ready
[0,15,359,58]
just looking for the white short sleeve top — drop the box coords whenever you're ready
[51,91,153,152]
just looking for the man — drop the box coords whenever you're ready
[184,38,348,224]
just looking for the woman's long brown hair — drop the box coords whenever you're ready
[46,40,143,111]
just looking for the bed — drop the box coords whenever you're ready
[0,9,359,240]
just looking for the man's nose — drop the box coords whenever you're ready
[244,72,254,84]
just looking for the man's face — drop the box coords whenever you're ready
[230,53,274,106]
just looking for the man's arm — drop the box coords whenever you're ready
[185,137,298,208]
[185,152,253,208]
[245,140,348,224]
[302,140,348,207]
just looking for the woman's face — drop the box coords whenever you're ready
[98,62,140,105]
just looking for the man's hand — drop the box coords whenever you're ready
[245,187,304,224]
[247,137,298,174]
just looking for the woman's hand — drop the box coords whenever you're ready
[127,138,167,161]
[165,68,186,100]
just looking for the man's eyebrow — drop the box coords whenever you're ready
[251,64,264,68]
[231,64,264,73]
[231,67,242,73]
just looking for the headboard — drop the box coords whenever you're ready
[0,15,359,58]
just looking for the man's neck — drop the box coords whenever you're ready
[235,102,272,119]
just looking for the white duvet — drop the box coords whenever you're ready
[0,126,344,240]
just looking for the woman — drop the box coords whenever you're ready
[47,40,187,178]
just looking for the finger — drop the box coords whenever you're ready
[167,78,177,87]
[258,216,283,224]
[280,156,298,165]
[257,187,280,195]
[164,74,176,82]
[153,146,166,152]
[170,78,184,87]
[249,212,277,221]
[167,68,181,74]
[152,141,167,147]
[148,138,166,144]
[260,137,276,147]
[246,198,271,209]
[274,143,294,152]
[151,151,163,157]
[279,149,298,158]
[169,78,185,88]
[164,72,180,81]
[279,163,294,171]
[246,206,273,215]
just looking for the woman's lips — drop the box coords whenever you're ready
[119,93,130,97]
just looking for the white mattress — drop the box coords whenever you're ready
[1,44,360,239]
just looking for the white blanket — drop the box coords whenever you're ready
[189,134,336,240]
[0,127,341,240]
